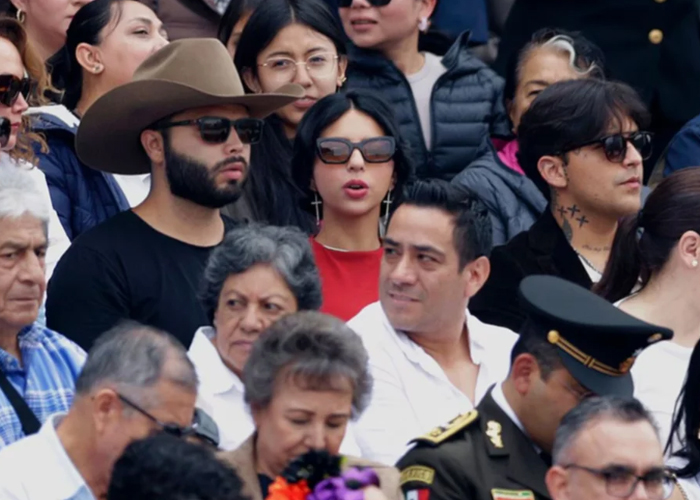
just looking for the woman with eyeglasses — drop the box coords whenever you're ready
[28,0,168,241]
[452,29,605,246]
[219,311,401,500]
[594,168,700,453]
[338,0,510,182]
[290,91,413,321]
[0,18,69,282]
[224,0,347,229]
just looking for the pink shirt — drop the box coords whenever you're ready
[495,139,525,175]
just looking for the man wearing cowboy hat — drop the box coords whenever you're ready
[45,38,304,350]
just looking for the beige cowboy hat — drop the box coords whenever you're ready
[76,38,304,175]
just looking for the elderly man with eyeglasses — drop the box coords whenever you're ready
[0,321,203,500]
[546,397,675,500]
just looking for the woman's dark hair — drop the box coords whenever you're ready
[504,28,606,104]
[216,0,264,47]
[47,0,123,110]
[233,0,346,86]
[517,78,650,200]
[668,340,700,476]
[291,90,415,218]
[595,168,700,303]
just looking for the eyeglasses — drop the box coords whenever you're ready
[316,137,396,164]
[561,131,653,163]
[0,74,31,107]
[153,117,264,145]
[258,52,340,81]
[338,0,391,6]
[117,393,199,439]
[0,117,10,148]
[563,464,674,500]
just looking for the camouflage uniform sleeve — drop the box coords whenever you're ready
[396,444,476,500]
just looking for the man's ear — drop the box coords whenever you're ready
[537,155,568,191]
[545,466,570,500]
[242,68,261,94]
[510,353,540,396]
[463,255,490,299]
[92,388,122,435]
[141,129,165,165]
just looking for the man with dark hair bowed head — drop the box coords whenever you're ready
[470,78,652,332]
[545,397,674,500]
[0,322,201,500]
[397,275,671,500]
[108,433,246,500]
[45,38,304,349]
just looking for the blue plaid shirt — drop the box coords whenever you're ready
[0,323,86,449]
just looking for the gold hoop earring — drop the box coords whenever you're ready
[16,9,25,23]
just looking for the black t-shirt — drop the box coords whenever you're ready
[46,210,237,350]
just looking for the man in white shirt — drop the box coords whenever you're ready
[0,321,199,500]
[348,180,518,465]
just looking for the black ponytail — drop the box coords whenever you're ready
[668,340,700,474]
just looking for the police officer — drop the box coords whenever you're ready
[397,275,672,500]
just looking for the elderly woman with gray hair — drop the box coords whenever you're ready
[219,311,401,500]
[188,224,330,451]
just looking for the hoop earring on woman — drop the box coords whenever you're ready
[312,192,322,225]
[16,9,25,23]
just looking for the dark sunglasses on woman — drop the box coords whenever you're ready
[338,0,391,6]
[0,74,31,107]
[562,131,653,163]
[316,136,396,164]
[153,116,265,145]
[0,117,10,148]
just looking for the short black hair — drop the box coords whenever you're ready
[398,180,492,270]
[107,433,246,500]
[517,78,650,200]
[510,331,562,380]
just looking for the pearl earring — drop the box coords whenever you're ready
[418,17,429,32]
[693,260,698,268]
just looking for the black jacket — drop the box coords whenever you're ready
[397,391,551,500]
[494,0,700,125]
[469,209,592,332]
[345,32,511,181]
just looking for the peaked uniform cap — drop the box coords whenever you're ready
[518,275,672,397]
[76,38,304,175]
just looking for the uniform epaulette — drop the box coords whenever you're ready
[411,410,479,446]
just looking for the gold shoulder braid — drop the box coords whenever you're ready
[412,410,479,445]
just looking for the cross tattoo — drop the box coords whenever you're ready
[568,205,581,217]
[576,215,589,228]
[556,206,567,218]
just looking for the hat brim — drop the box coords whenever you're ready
[558,350,634,398]
[76,80,304,175]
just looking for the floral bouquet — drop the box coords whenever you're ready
[265,450,381,500]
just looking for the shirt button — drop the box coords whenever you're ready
[649,29,664,44]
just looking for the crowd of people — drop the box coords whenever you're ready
[1,0,700,499]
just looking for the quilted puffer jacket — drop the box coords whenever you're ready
[29,106,129,241]
[344,31,511,181]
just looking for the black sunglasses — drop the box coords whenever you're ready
[117,393,199,439]
[316,137,396,164]
[0,117,9,148]
[338,0,391,6]
[0,74,31,107]
[154,116,264,145]
[562,131,653,163]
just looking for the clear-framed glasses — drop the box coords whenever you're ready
[563,464,674,500]
[258,52,340,82]
[117,393,199,439]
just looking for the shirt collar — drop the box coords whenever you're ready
[188,327,243,395]
[490,383,541,453]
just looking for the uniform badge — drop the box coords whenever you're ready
[406,489,430,500]
[491,489,535,500]
[486,420,504,448]
[400,466,435,486]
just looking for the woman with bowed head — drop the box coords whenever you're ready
[0,17,69,281]
[219,310,401,500]
[4,0,90,63]
[29,0,168,240]
[452,28,606,246]
[217,0,263,57]
[189,223,329,451]
[339,0,510,181]
[224,0,347,228]
[595,167,700,450]
[291,91,414,321]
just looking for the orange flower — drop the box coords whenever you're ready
[266,477,311,500]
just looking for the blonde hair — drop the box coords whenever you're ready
[0,16,52,165]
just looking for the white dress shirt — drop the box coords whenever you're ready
[348,302,517,465]
[0,413,95,500]
[112,174,151,207]
[188,327,362,455]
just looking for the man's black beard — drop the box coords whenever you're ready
[163,140,247,209]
